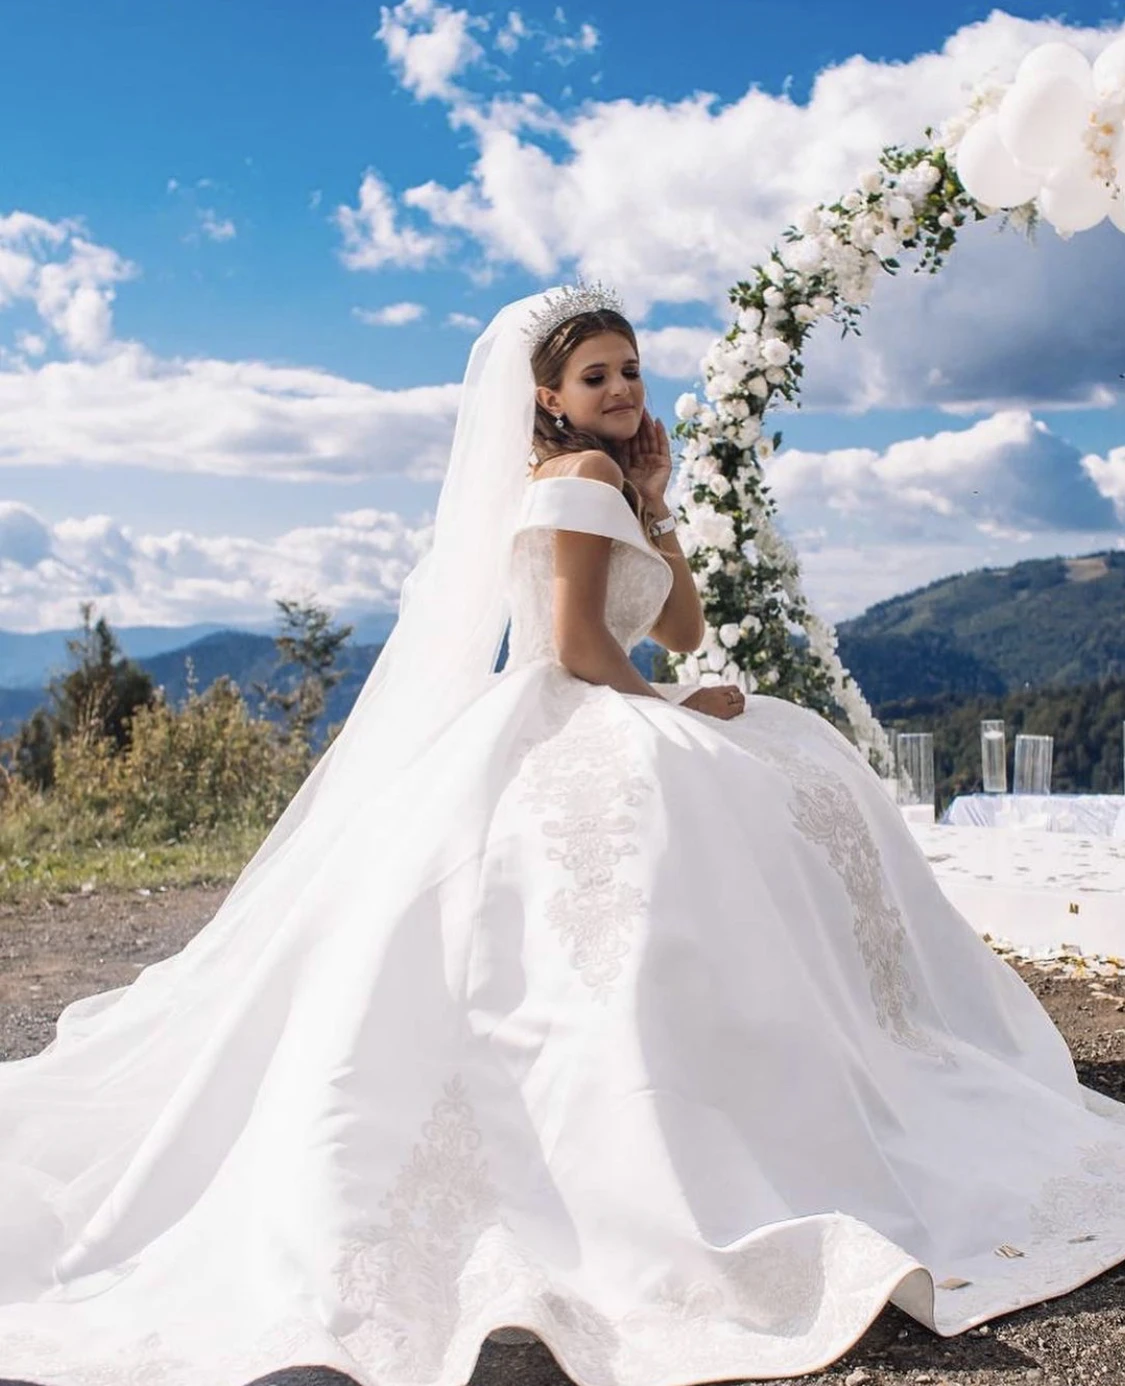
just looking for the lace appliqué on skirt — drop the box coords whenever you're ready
[514,670,654,1003]
[748,727,951,1063]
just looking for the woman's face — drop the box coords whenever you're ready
[538,331,645,446]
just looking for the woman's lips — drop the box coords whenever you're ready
[603,405,635,414]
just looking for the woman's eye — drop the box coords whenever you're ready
[582,375,605,386]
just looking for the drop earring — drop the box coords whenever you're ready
[554,413,566,430]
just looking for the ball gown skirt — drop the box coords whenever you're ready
[1,474,1124,1386]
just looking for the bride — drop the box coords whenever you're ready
[1,284,1124,1386]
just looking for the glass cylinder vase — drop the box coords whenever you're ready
[980,719,1007,794]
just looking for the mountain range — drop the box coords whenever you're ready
[3,547,1123,743]
[835,549,1125,706]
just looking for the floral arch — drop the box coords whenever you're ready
[664,34,1125,771]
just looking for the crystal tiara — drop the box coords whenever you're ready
[524,278,626,352]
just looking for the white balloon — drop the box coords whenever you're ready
[1038,162,1113,233]
[1092,34,1125,100]
[998,72,1090,171]
[1017,41,1094,100]
[955,113,1042,207]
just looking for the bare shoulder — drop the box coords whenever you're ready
[531,449,624,487]
[566,450,625,489]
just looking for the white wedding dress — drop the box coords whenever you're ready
[2,472,1125,1386]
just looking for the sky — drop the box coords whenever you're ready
[3,0,1125,639]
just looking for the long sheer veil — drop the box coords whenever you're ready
[222,290,551,903]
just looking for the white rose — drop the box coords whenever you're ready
[709,472,732,498]
[697,406,716,429]
[704,372,734,402]
[798,205,822,235]
[841,190,863,212]
[674,392,700,421]
[740,612,761,633]
[785,237,825,274]
[871,230,900,260]
[693,507,736,550]
[738,417,763,448]
[914,160,940,189]
[763,286,786,308]
[756,437,775,460]
[723,396,750,420]
[719,622,741,649]
[764,256,787,286]
[737,305,762,332]
[886,195,913,223]
[938,211,954,229]
[747,374,769,399]
[811,295,834,316]
[764,366,787,385]
[859,168,883,193]
[793,302,817,324]
[760,337,791,366]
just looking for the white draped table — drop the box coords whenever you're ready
[907,820,1125,956]
[941,792,1125,838]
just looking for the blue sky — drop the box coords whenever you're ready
[2,0,1125,638]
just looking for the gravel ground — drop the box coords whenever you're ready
[1,884,1124,1386]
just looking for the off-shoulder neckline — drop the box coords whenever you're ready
[524,473,630,501]
[520,473,670,571]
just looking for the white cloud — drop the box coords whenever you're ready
[543,18,597,62]
[1082,445,1125,522]
[0,344,460,483]
[376,0,484,100]
[335,170,445,271]
[353,7,1125,413]
[199,208,237,242]
[15,331,46,358]
[0,501,435,632]
[635,325,716,380]
[495,9,527,56]
[353,300,427,326]
[0,213,135,358]
[445,310,482,330]
[764,410,1122,543]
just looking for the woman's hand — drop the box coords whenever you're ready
[619,409,672,504]
[680,684,745,720]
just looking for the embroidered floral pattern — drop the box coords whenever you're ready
[333,1073,515,1379]
[515,670,654,1002]
[1029,1139,1125,1242]
[742,726,950,1062]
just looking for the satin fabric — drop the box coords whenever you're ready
[1,475,1124,1386]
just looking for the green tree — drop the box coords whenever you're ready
[252,596,354,754]
[9,602,155,790]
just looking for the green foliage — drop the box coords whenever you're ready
[839,551,1125,702]
[0,596,354,899]
[252,596,355,749]
[9,601,157,790]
